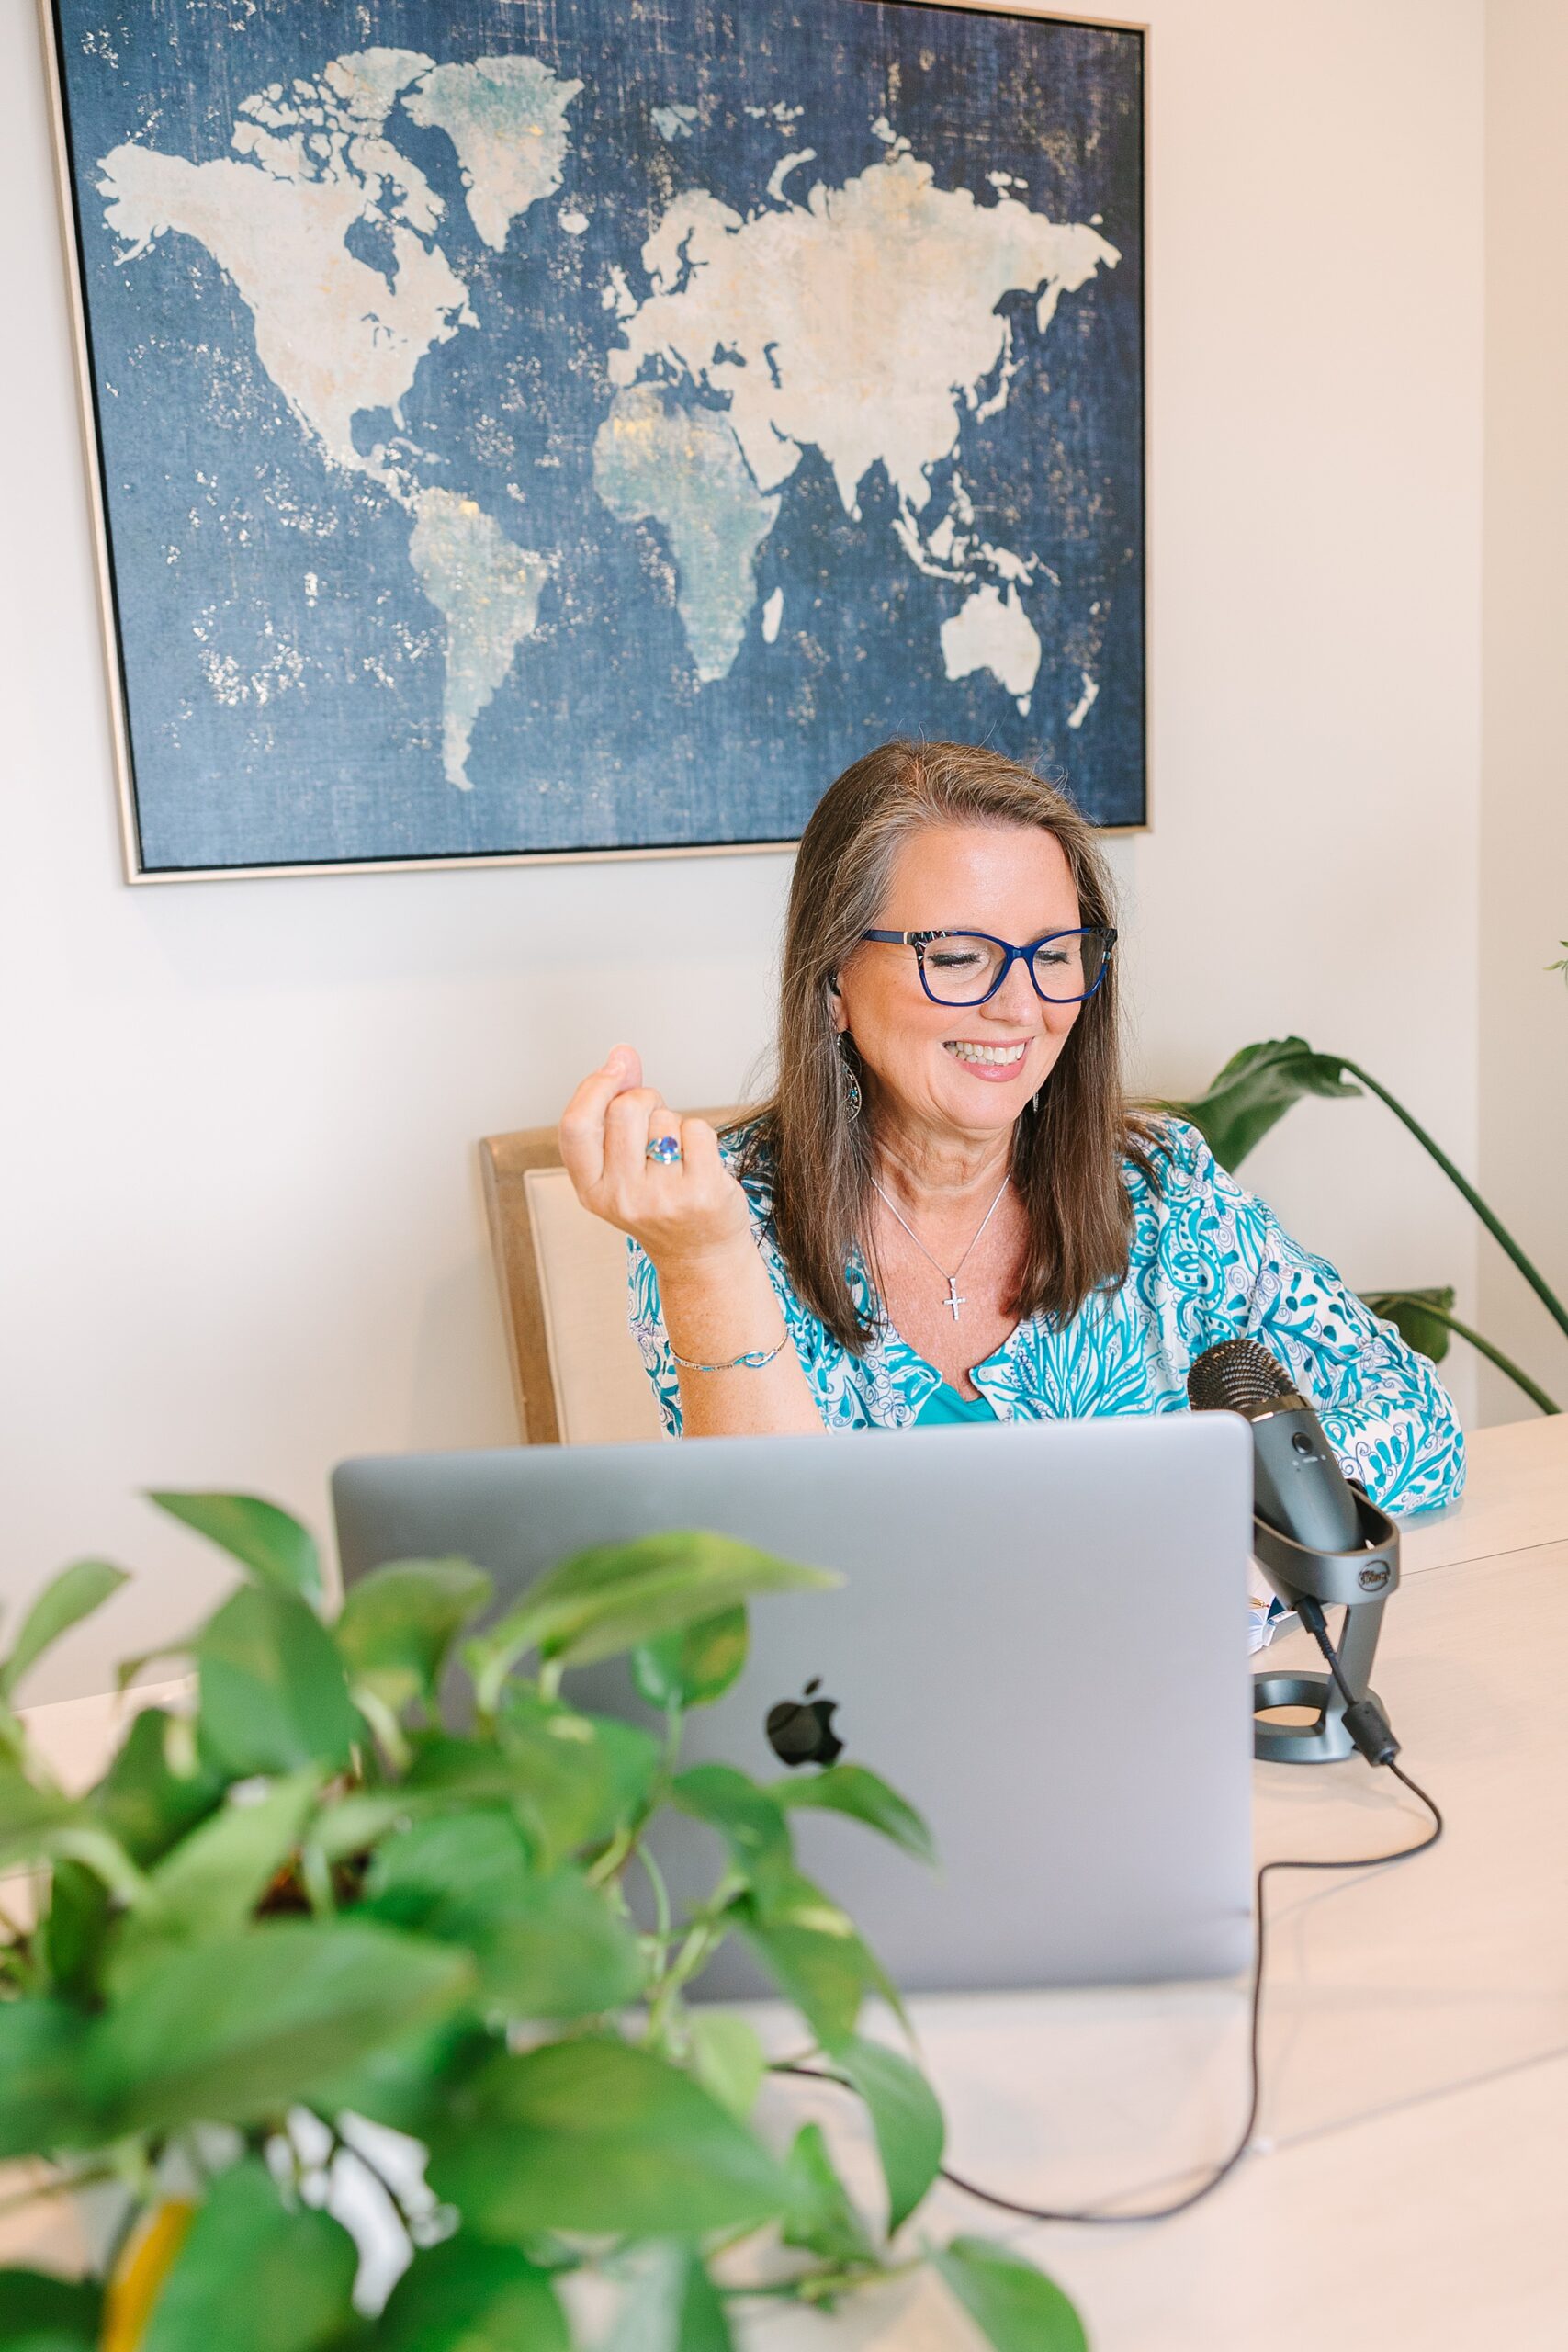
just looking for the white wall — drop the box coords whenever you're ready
[0,0,1485,1702]
[1477,0,1568,1424]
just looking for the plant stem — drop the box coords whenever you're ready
[643,1878,742,2046]
[350,1687,410,1775]
[1372,1293,1561,1416]
[0,2164,119,2221]
[299,1842,336,1917]
[584,1823,637,1889]
[1343,1062,1568,1343]
[638,1844,671,1953]
[721,2256,922,2303]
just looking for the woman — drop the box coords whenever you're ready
[559,741,1464,1513]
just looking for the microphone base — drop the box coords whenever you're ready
[1252,1669,1387,1764]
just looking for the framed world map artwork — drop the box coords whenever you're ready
[45,0,1146,879]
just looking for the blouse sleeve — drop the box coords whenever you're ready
[626,1235,684,1438]
[1172,1122,1467,1516]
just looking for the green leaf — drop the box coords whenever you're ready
[467,1532,835,1703]
[0,1773,87,1877]
[108,1769,322,1996]
[684,2011,764,2121]
[305,2015,491,2138]
[0,1999,94,2158]
[837,2034,944,2233]
[376,2233,570,2352]
[1360,1285,1456,1365]
[474,1874,645,2018]
[771,1763,937,1867]
[604,2244,734,2352]
[308,1781,487,1868]
[631,1606,749,1712]
[148,1492,321,1603]
[1163,1035,1359,1171]
[781,2121,874,2265]
[492,1703,623,1869]
[141,2158,356,2352]
[333,1559,492,1713]
[41,1862,111,2004]
[364,1815,642,2017]
[0,1771,144,1903]
[583,1713,664,1827]
[84,1919,474,2136]
[0,1562,129,1702]
[364,1808,534,1928]
[0,2267,101,2352]
[195,1586,360,1778]
[933,2238,1088,2352]
[94,1708,227,1867]
[427,2037,790,2238]
[491,1699,660,1871]
[730,1869,873,2052]
[671,1764,793,1892]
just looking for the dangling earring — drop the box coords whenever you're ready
[838,1038,863,1121]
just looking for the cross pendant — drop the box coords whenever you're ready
[945,1277,965,1321]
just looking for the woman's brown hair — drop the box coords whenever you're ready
[738,739,1162,1351]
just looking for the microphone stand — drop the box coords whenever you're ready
[1251,1487,1400,1763]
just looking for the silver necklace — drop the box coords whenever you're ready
[868,1170,1011,1322]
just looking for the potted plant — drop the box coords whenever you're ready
[1169,1036,1566,1415]
[0,1496,1084,2350]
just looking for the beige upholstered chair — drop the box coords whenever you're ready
[480,1111,739,1445]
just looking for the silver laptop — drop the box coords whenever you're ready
[333,1415,1256,1992]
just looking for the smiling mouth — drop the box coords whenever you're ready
[942,1040,1030,1067]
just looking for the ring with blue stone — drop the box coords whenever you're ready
[645,1133,683,1166]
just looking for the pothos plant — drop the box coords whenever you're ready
[0,1497,1085,2352]
[1168,1035,1566,1416]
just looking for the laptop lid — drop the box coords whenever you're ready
[332,1415,1255,1992]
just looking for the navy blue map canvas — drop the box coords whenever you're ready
[51,1,1145,874]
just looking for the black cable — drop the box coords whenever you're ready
[938,1757,1441,2224]
[776,1721,1443,2228]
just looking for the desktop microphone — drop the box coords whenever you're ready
[1186,1337,1362,1554]
[1186,1337,1402,1766]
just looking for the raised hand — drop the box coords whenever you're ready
[557,1046,752,1272]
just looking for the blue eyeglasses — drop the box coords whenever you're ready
[860,927,1117,1008]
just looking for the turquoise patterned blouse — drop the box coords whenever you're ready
[626,1116,1466,1518]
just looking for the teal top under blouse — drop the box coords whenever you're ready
[915,1380,1000,1425]
[626,1115,1466,1519]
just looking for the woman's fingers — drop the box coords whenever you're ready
[677,1115,724,1179]
[602,1085,670,1189]
[558,1070,749,1261]
[558,1046,645,1193]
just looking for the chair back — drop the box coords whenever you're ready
[479,1112,739,1444]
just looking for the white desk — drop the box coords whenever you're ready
[743,1417,1568,2349]
[1400,1408,1568,1575]
[12,1417,1568,2345]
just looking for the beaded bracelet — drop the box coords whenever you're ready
[668,1335,787,1373]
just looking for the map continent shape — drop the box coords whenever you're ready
[593,384,782,684]
[608,151,1119,521]
[402,56,583,251]
[408,490,551,788]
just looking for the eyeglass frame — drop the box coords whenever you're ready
[859,926,1118,1008]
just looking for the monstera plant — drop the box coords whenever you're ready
[0,1498,1084,2352]
[1168,1036,1566,1416]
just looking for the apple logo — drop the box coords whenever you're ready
[765,1676,843,1769]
